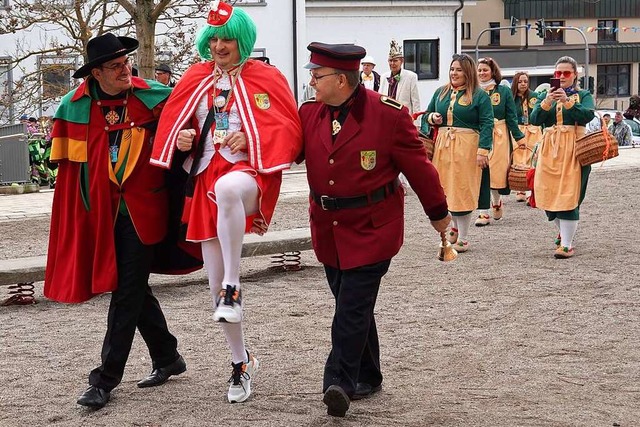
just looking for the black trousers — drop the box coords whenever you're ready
[89,214,179,392]
[323,259,391,397]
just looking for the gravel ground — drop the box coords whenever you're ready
[1,166,639,426]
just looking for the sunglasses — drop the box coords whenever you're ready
[554,70,573,78]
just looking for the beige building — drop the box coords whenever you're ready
[461,0,640,110]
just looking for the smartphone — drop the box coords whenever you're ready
[550,78,561,90]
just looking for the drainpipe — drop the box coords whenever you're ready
[292,0,299,101]
[454,0,464,54]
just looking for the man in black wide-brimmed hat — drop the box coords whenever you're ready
[44,32,196,409]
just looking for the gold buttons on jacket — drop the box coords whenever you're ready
[333,221,338,226]
[329,159,334,164]
[329,180,334,185]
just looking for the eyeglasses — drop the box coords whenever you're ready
[480,57,494,64]
[554,70,573,78]
[101,57,132,73]
[310,71,339,82]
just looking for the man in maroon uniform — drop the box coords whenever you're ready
[298,42,450,417]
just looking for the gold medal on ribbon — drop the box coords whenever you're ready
[332,119,341,136]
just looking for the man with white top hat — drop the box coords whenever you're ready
[359,55,380,92]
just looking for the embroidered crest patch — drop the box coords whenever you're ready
[529,97,537,108]
[254,93,270,110]
[491,92,501,106]
[458,96,470,107]
[360,150,376,171]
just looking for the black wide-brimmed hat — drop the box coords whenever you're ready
[73,33,139,79]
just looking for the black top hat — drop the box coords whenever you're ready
[73,33,139,79]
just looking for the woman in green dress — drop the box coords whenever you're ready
[475,57,525,226]
[529,56,595,259]
[511,71,541,203]
[424,54,494,252]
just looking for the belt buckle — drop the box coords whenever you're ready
[320,195,332,210]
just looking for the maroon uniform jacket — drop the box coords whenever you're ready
[298,88,448,269]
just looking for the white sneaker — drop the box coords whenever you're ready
[227,354,259,403]
[214,284,242,323]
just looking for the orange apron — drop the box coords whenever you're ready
[432,127,482,212]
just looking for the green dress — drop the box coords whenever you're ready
[530,89,595,220]
[426,86,493,215]
[480,84,525,202]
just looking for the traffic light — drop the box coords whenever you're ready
[535,19,545,38]
[510,16,519,35]
[579,76,594,93]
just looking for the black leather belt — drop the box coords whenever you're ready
[310,179,400,211]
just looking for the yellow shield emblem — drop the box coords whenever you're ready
[529,97,537,108]
[458,95,470,106]
[254,93,270,110]
[360,150,376,171]
[491,92,501,106]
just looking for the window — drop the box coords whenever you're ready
[403,40,439,80]
[598,20,617,43]
[489,22,500,46]
[544,20,564,44]
[597,64,630,97]
[461,22,471,40]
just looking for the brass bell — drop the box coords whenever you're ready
[437,231,458,262]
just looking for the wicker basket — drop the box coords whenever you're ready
[418,133,435,160]
[508,164,530,192]
[575,119,619,166]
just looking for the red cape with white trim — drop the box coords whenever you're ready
[151,60,302,174]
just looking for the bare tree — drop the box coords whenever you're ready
[0,0,209,125]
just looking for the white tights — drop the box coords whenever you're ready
[201,171,259,364]
[557,219,578,249]
[452,213,472,242]
[491,190,501,206]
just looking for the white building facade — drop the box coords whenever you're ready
[1,0,468,122]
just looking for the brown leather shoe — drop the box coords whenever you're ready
[137,355,186,388]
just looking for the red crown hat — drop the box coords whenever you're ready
[207,0,234,27]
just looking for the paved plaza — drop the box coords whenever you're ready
[1,151,639,426]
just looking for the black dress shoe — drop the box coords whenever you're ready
[77,386,110,409]
[323,385,350,417]
[137,355,187,388]
[352,382,382,401]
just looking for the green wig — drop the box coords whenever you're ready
[195,7,257,65]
